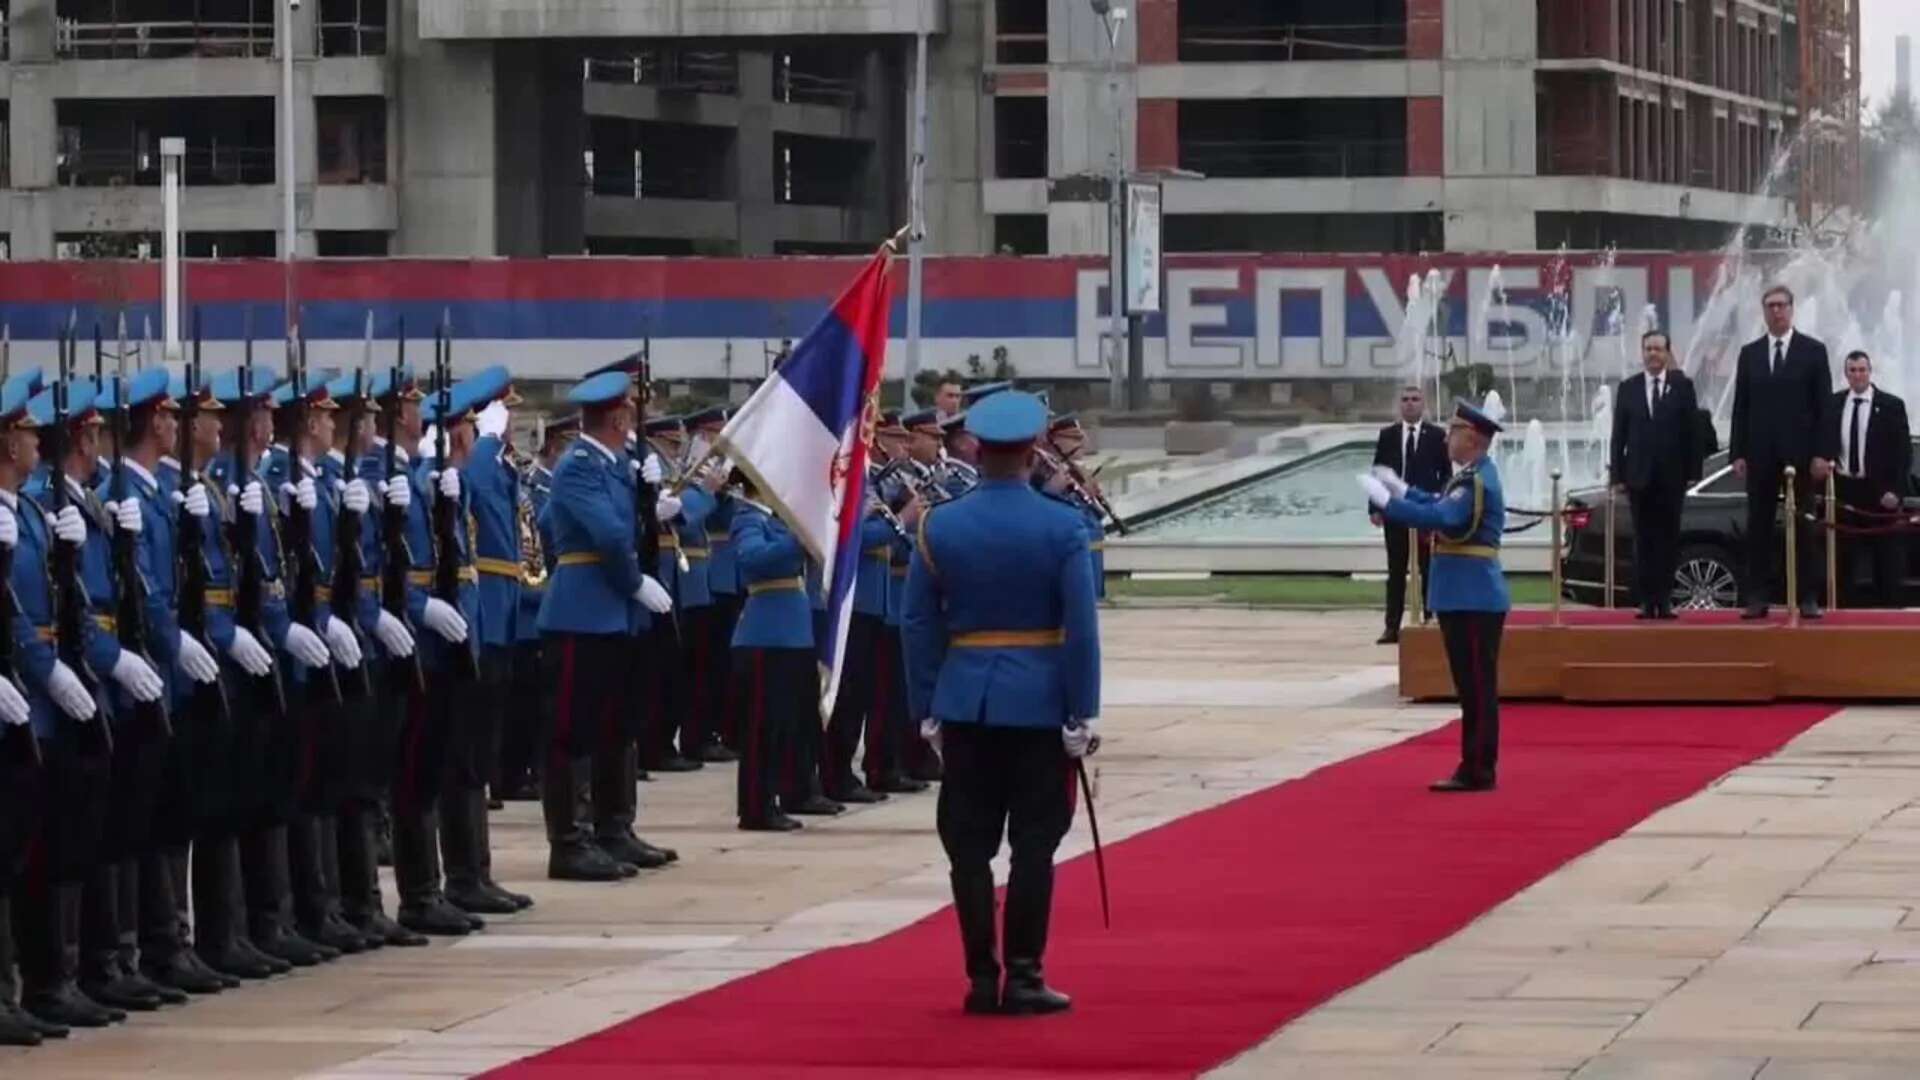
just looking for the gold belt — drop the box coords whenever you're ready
[33,625,53,642]
[682,546,710,559]
[864,545,891,558]
[890,567,909,578]
[747,576,805,596]
[557,552,601,567]
[408,567,479,586]
[659,533,680,550]
[952,628,1065,648]
[707,530,731,543]
[92,613,116,633]
[474,557,522,579]
[1433,542,1498,560]
[206,588,234,608]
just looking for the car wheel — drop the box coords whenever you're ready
[1672,546,1740,610]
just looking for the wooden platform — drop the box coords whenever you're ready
[1399,608,1920,702]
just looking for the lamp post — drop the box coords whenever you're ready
[161,137,184,365]
[903,5,929,409]
[281,0,300,333]
[1091,0,1128,411]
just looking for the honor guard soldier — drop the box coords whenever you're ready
[1041,414,1108,600]
[1362,400,1510,792]
[496,412,575,801]
[447,366,534,915]
[0,370,63,1044]
[639,414,701,773]
[536,371,676,881]
[663,429,734,766]
[15,378,164,1028]
[904,389,1102,1016]
[820,452,901,806]
[688,407,741,753]
[729,470,820,832]
[866,412,931,794]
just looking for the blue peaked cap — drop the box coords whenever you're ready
[96,368,173,411]
[1452,399,1504,437]
[26,379,102,428]
[567,371,633,409]
[456,365,514,411]
[209,366,281,406]
[965,390,1047,446]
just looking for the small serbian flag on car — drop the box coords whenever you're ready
[715,246,893,719]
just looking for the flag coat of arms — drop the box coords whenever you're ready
[714,248,893,717]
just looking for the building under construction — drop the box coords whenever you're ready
[0,0,1862,260]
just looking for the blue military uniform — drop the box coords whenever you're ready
[728,495,822,829]
[1375,400,1509,791]
[901,389,1098,1015]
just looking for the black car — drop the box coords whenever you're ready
[1560,443,1920,610]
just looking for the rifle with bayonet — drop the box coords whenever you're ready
[50,317,109,754]
[632,335,668,579]
[232,310,288,719]
[380,321,425,693]
[329,312,374,699]
[177,311,230,724]
[287,319,343,704]
[107,314,171,737]
[0,325,38,768]
[430,314,478,682]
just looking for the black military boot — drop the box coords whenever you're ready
[193,836,277,980]
[443,788,518,915]
[338,805,428,947]
[22,884,124,1028]
[546,758,627,881]
[293,815,364,955]
[314,815,381,952]
[594,746,678,869]
[140,849,225,994]
[468,788,533,910]
[244,825,335,966]
[110,859,185,1005]
[395,807,480,936]
[79,864,162,1012]
[0,897,47,1045]
[1001,860,1069,1016]
[951,868,1001,1015]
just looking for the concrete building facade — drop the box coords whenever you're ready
[0,1,1851,262]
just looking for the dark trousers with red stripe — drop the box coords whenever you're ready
[542,633,633,849]
[494,639,546,796]
[821,613,879,796]
[733,646,811,825]
[642,617,689,766]
[862,625,912,789]
[710,596,742,748]
[14,725,111,1003]
[80,696,170,982]
[1438,611,1505,785]
[680,606,719,751]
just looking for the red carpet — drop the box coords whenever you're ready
[489,703,1838,1079]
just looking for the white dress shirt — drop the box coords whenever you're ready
[1767,329,1795,373]
[1838,385,1874,479]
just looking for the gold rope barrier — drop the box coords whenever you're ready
[1549,469,1564,628]
[1603,481,1617,610]
[1784,466,1799,628]
[1406,526,1424,625]
[1825,470,1839,612]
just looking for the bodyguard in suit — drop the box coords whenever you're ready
[1819,351,1911,607]
[904,390,1101,1016]
[1371,385,1449,643]
[1609,331,1703,618]
[1362,402,1510,793]
[1729,285,1832,619]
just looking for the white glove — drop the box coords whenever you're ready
[634,575,674,614]
[418,428,439,461]
[48,660,96,721]
[919,717,942,759]
[0,503,16,549]
[226,625,274,677]
[477,400,510,439]
[1370,465,1410,500]
[422,597,469,643]
[373,609,416,657]
[53,504,86,546]
[436,468,461,501]
[640,454,665,486]
[378,477,412,511]
[655,493,683,521]
[0,677,26,727]
[323,615,364,669]
[282,622,332,669]
[175,632,221,685]
[1063,717,1102,760]
[238,480,265,516]
[110,649,164,703]
[177,483,211,519]
[112,498,144,534]
[1358,474,1392,509]
[280,476,317,511]
[342,478,371,514]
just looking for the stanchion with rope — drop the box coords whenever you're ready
[1549,470,1564,628]
[1784,466,1800,628]
[1826,470,1839,612]
[1604,481,1618,610]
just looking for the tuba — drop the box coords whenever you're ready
[509,444,549,588]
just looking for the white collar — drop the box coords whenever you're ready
[159,455,180,472]
[579,434,618,464]
[63,474,89,501]
[123,458,157,490]
[1769,329,1795,351]
[1850,385,1875,403]
[326,448,346,467]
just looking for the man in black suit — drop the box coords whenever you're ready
[1819,350,1911,607]
[1610,330,1703,619]
[1730,285,1832,619]
[1371,385,1450,643]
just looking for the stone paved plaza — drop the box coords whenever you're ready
[7,607,1920,1078]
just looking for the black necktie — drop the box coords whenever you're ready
[1850,397,1865,477]
[1650,375,1662,413]
[1404,426,1415,470]
[1773,340,1784,374]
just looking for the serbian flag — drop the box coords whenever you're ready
[714,247,893,718]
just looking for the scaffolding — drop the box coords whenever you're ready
[1796,0,1861,229]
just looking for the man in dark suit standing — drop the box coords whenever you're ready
[1819,350,1911,607]
[1371,385,1449,644]
[1730,285,1832,619]
[1610,330,1703,619]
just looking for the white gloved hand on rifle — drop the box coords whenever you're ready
[634,575,674,615]
[341,478,371,514]
[1063,717,1102,759]
[282,623,332,670]
[373,609,415,657]
[378,476,412,511]
[323,615,364,669]
[422,597,469,644]
[48,660,96,721]
[52,505,86,546]
[173,483,211,519]
[225,626,274,677]
[110,649,165,703]
[105,499,143,534]
[655,493,682,522]
[175,632,221,685]
[0,678,27,727]
[640,454,665,486]
[237,481,265,516]
[281,476,317,512]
